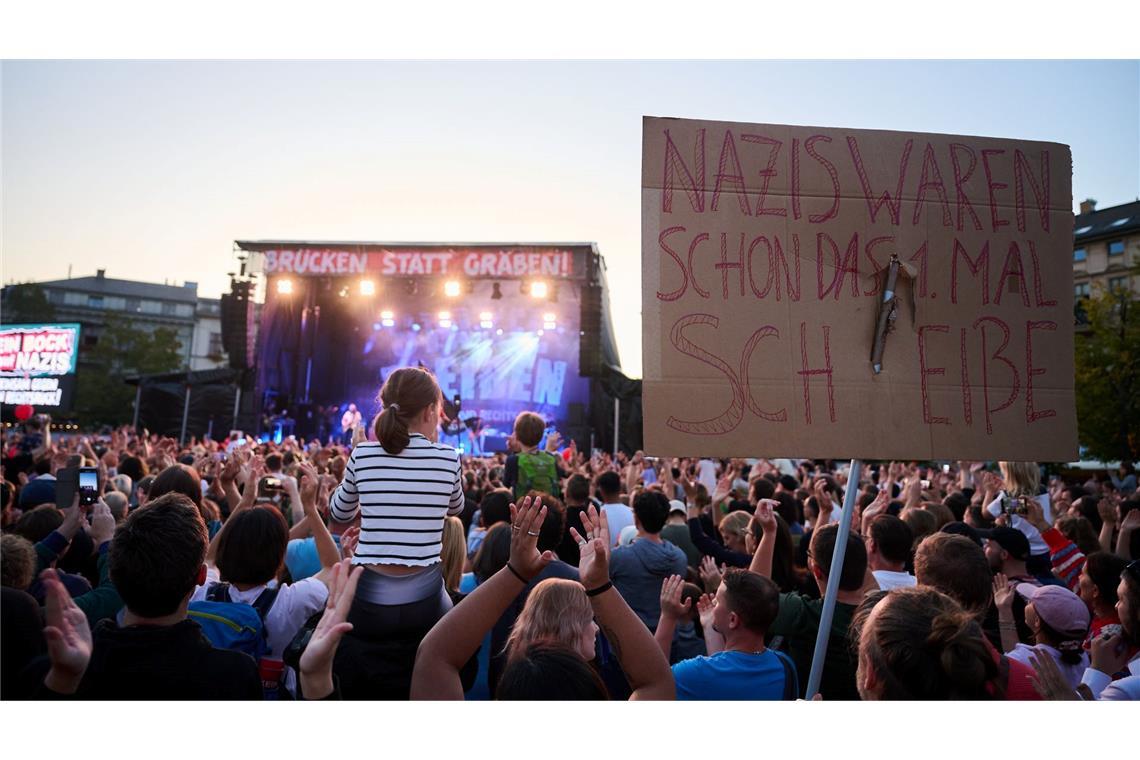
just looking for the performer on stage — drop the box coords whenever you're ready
[341,403,363,446]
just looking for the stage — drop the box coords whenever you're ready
[234,241,623,453]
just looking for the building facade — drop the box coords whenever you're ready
[1072,199,1140,313]
[9,269,228,372]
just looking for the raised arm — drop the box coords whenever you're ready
[328,449,360,524]
[748,499,779,579]
[574,506,674,700]
[654,574,690,660]
[300,465,341,585]
[411,496,553,700]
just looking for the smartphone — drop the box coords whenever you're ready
[78,467,99,506]
[920,479,931,489]
[55,466,78,508]
[260,476,283,494]
[942,464,951,474]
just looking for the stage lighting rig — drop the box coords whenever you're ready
[529,281,549,299]
[479,311,494,329]
[444,280,462,297]
[380,310,395,327]
[438,310,452,328]
[359,279,376,296]
[543,312,557,330]
[276,278,294,295]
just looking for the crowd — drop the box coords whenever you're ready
[2,365,1139,701]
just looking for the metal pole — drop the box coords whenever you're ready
[612,398,619,459]
[179,384,192,445]
[131,383,142,430]
[231,384,242,432]
[804,458,863,700]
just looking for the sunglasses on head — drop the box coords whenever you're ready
[1125,560,1140,585]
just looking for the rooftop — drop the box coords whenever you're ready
[32,271,199,304]
[1074,200,1140,243]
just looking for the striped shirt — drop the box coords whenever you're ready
[329,434,464,567]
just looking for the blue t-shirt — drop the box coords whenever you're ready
[284,535,342,582]
[671,649,795,701]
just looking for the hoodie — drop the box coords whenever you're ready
[609,538,688,630]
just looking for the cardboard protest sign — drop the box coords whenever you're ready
[642,116,1076,461]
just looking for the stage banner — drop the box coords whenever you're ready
[259,246,577,279]
[642,116,1076,461]
[0,323,82,411]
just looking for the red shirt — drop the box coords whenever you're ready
[984,639,1043,700]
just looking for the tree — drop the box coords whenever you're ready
[1074,286,1140,464]
[74,318,184,427]
[1,283,57,324]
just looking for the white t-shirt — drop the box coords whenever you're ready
[192,567,329,659]
[1007,643,1088,690]
[697,459,718,494]
[602,502,635,548]
[873,569,917,591]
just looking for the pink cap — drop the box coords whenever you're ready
[1015,584,1090,636]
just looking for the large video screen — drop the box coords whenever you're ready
[0,323,82,411]
[256,279,588,451]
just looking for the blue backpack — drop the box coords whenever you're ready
[188,582,280,662]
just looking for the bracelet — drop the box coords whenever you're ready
[505,563,528,584]
[585,580,613,597]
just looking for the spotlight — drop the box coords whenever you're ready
[496,328,503,336]
[491,282,503,300]
[479,311,494,329]
[380,309,395,328]
[530,281,548,299]
[438,310,452,328]
[543,313,557,330]
[359,279,376,296]
[444,280,462,297]
[337,285,350,298]
[537,329,545,337]
[276,278,294,295]
[412,322,422,332]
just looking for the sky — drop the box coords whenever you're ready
[2,60,1138,378]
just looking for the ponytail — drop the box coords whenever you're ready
[926,610,995,696]
[374,367,441,455]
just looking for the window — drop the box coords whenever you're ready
[87,295,104,309]
[175,303,194,318]
[1074,282,1090,298]
[63,291,87,306]
[1073,247,1087,262]
[104,296,126,311]
[1075,225,1093,235]
[126,298,141,312]
[1108,276,1128,292]
[208,332,225,357]
[1108,240,1125,256]
[140,300,162,314]
[1109,217,1130,228]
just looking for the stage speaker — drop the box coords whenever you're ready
[579,284,602,377]
[221,279,255,370]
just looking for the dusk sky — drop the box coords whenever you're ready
[3,60,1138,378]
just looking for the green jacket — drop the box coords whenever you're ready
[35,531,124,627]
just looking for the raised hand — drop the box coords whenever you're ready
[992,572,1015,612]
[299,559,363,699]
[699,556,724,593]
[659,574,691,621]
[339,525,361,559]
[752,498,779,534]
[1028,649,1078,700]
[508,495,554,581]
[1090,630,1131,676]
[88,500,116,547]
[696,593,717,632]
[41,569,93,694]
[569,503,610,590]
[1097,497,1118,527]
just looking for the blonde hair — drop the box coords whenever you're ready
[505,578,593,661]
[1,533,36,590]
[720,510,752,540]
[440,516,466,594]
[999,462,1040,499]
